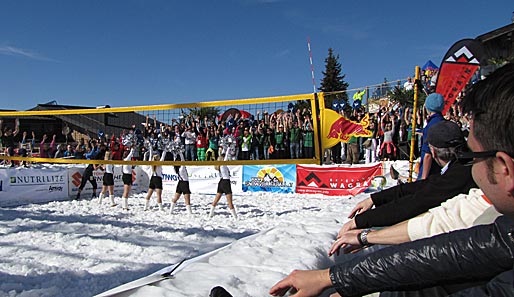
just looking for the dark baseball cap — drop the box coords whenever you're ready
[427,120,465,148]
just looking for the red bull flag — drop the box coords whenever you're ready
[435,39,484,115]
[322,109,372,149]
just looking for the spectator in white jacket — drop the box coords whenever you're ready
[329,188,501,255]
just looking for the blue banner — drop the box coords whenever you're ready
[242,164,296,193]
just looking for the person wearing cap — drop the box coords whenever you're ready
[335,120,477,236]
[418,92,446,180]
[270,63,514,297]
[330,123,499,254]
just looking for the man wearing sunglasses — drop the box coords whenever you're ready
[336,119,476,237]
[270,63,514,297]
[329,120,500,256]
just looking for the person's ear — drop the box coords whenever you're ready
[496,152,514,193]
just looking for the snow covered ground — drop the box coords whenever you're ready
[0,161,407,297]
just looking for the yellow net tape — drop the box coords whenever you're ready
[0,93,322,166]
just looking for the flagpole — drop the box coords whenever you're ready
[307,37,316,94]
[308,37,324,165]
[408,66,421,182]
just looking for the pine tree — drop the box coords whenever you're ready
[319,48,349,111]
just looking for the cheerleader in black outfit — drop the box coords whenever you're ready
[170,152,193,215]
[98,151,116,206]
[121,147,135,210]
[143,150,166,211]
[209,151,237,219]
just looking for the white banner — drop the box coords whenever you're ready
[68,165,144,198]
[0,165,241,207]
[0,167,69,206]
[159,166,243,195]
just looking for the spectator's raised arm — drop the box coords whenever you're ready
[13,118,20,136]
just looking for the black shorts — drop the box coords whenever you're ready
[122,173,133,186]
[149,176,163,190]
[175,180,191,194]
[103,173,114,186]
[217,179,232,194]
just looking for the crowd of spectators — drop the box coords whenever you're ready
[268,63,514,297]
[0,106,317,166]
[1,68,465,169]
[325,69,466,168]
[1,99,466,169]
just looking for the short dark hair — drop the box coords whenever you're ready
[461,63,514,155]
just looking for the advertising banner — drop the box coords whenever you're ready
[160,166,243,195]
[0,167,69,206]
[67,165,143,198]
[296,163,383,196]
[435,39,484,115]
[242,164,296,193]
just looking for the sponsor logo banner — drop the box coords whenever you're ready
[435,39,484,115]
[242,165,296,193]
[159,166,243,195]
[67,165,142,197]
[296,163,383,196]
[0,168,69,206]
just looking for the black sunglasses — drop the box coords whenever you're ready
[457,150,498,166]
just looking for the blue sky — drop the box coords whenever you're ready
[1,0,512,111]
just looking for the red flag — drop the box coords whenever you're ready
[435,39,484,115]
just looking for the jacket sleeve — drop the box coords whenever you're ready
[447,269,514,296]
[371,178,428,206]
[407,189,500,241]
[355,162,476,228]
[330,216,514,297]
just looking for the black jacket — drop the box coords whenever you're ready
[355,160,477,228]
[449,269,514,296]
[330,216,514,297]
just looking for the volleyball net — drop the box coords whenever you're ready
[0,93,323,167]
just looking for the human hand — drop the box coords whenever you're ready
[347,197,373,219]
[329,229,363,256]
[269,269,331,297]
[336,219,357,239]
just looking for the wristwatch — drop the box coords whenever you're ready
[357,229,372,246]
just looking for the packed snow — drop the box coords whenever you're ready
[0,161,407,297]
